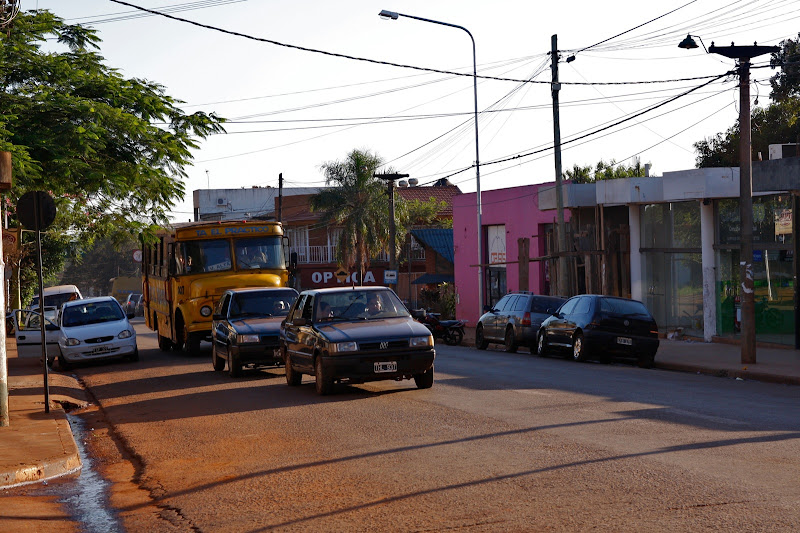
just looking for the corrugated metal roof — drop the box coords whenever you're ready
[411,228,454,264]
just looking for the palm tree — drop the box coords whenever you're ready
[310,149,390,283]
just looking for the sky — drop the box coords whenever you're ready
[30,0,800,222]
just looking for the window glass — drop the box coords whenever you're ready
[718,194,793,246]
[600,297,650,316]
[229,290,297,318]
[514,296,527,312]
[216,294,230,316]
[288,295,306,322]
[177,240,231,274]
[301,295,314,320]
[532,297,565,314]
[234,236,285,270]
[316,290,410,320]
[558,297,579,315]
[62,301,124,327]
[573,297,592,315]
[494,295,511,311]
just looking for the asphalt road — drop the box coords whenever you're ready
[14,320,800,531]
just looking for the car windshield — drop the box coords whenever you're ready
[315,290,410,322]
[229,290,297,319]
[600,297,651,317]
[62,301,125,327]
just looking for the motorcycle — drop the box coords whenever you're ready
[411,309,466,346]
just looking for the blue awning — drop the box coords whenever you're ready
[411,273,455,285]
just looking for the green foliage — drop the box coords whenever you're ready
[1,10,225,284]
[770,33,800,103]
[310,149,388,275]
[59,236,141,299]
[564,159,653,183]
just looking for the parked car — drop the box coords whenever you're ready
[11,307,61,363]
[57,296,138,369]
[29,284,83,310]
[211,287,299,377]
[280,286,436,395]
[476,292,566,352]
[536,294,660,367]
[122,293,143,317]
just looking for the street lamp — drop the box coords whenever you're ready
[680,36,778,364]
[379,9,484,314]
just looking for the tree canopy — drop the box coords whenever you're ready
[564,158,654,183]
[694,35,798,167]
[1,10,224,294]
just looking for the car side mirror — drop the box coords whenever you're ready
[292,317,308,326]
[212,313,222,321]
[483,305,491,313]
[126,312,135,320]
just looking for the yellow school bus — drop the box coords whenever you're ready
[142,220,291,355]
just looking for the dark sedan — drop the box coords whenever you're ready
[212,287,299,377]
[280,286,436,395]
[536,294,660,367]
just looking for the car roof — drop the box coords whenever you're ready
[62,296,118,308]
[225,287,299,294]
[300,286,393,296]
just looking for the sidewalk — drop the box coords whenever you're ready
[0,338,85,489]
[1,333,799,490]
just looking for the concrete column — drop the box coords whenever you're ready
[701,200,716,342]
[629,205,643,302]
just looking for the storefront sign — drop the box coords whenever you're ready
[487,225,506,266]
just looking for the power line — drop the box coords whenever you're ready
[108,0,729,87]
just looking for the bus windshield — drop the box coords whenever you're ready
[177,240,232,274]
[233,236,285,271]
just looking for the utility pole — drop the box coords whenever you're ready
[707,42,778,365]
[278,173,283,223]
[551,35,569,297]
[374,173,408,279]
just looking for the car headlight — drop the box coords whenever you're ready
[410,336,433,348]
[236,334,260,344]
[118,329,133,339]
[332,341,358,353]
[200,305,213,317]
[64,338,80,346]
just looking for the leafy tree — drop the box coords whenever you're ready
[563,159,653,183]
[1,10,224,288]
[310,149,388,281]
[694,36,800,167]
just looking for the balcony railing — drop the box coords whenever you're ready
[291,245,425,264]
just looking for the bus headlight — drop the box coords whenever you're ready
[200,305,213,317]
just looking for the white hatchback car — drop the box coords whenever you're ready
[58,296,138,369]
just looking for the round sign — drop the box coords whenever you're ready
[17,191,56,230]
[132,249,142,263]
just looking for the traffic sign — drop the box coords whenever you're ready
[335,268,348,283]
[133,249,143,263]
[17,191,56,230]
[383,270,398,284]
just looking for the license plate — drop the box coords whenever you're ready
[89,345,112,355]
[374,361,397,373]
[616,337,632,346]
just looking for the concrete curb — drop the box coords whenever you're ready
[0,406,82,490]
[655,361,800,386]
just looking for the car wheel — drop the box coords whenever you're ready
[183,327,201,356]
[315,356,333,395]
[228,353,243,377]
[504,327,518,353]
[157,333,172,352]
[58,355,72,371]
[537,331,548,357]
[211,342,226,371]
[414,364,434,389]
[572,332,587,362]
[475,324,489,350]
[128,347,139,362]
[638,351,656,369]
[285,353,302,386]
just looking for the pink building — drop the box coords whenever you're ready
[453,183,570,325]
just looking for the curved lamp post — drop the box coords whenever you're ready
[680,35,778,364]
[379,9,484,315]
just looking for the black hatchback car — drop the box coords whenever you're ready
[476,292,566,352]
[536,294,660,367]
[280,286,435,395]
[211,287,299,377]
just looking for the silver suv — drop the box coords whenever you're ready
[476,292,566,352]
